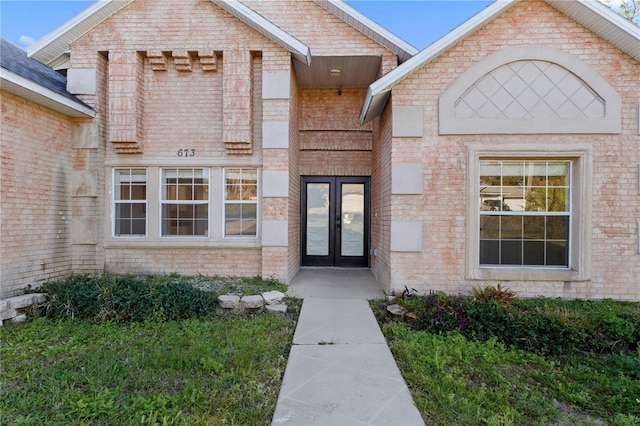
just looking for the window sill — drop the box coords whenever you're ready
[468,267,588,282]
[104,238,261,250]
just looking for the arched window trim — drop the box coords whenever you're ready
[439,46,621,135]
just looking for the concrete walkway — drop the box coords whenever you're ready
[272,269,425,425]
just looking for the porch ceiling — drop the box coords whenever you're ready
[294,56,382,89]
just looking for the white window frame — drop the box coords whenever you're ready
[160,168,210,238]
[478,160,572,268]
[466,144,592,282]
[223,168,259,238]
[112,168,147,237]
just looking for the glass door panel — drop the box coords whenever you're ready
[340,183,364,257]
[306,183,330,256]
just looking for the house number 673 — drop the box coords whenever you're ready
[177,149,195,157]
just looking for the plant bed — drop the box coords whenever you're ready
[1,274,300,425]
[372,288,640,424]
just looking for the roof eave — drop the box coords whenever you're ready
[314,0,419,63]
[27,0,134,67]
[360,0,516,123]
[1,68,96,118]
[211,0,312,65]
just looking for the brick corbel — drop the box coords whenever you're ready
[199,50,217,72]
[146,50,167,71]
[173,50,193,72]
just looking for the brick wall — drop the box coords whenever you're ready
[370,102,393,287]
[389,1,640,300]
[0,93,77,297]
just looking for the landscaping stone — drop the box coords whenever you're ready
[387,304,407,317]
[240,295,264,310]
[218,294,241,309]
[1,307,18,321]
[262,290,285,305]
[7,293,46,309]
[11,314,27,324]
[266,304,287,314]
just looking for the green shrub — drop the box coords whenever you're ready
[470,283,517,307]
[37,274,218,322]
[385,293,638,356]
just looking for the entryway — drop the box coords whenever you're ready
[301,176,370,267]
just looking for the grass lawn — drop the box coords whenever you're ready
[1,305,300,425]
[375,297,640,425]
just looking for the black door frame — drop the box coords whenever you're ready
[300,176,370,268]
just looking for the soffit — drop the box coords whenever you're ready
[294,56,382,88]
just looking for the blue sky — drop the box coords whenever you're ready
[0,0,625,52]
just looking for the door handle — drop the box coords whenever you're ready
[336,216,341,230]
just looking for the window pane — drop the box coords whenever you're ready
[480,240,499,264]
[241,204,257,236]
[547,241,568,266]
[525,161,547,186]
[501,241,522,265]
[501,216,522,239]
[502,186,521,211]
[480,161,501,186]
[548,162,569,186]
[225,205,242,236]
[548,187,569,212]
[547,216,569,240]
[502,161,524,186]
[523,216,545,239]
[525,187,547,211]
[523,241,545,265]
[480,215,500,239]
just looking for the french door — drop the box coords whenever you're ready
[301,176,370,267]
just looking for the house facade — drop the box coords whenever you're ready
[1,0,638,300]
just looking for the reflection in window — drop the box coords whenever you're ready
[479,160,570,266]
[114,168,147,236]
[161,168,209,236]
[306,183,330,255]
[224,168,258,237]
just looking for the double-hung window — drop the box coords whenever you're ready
[113,168,147,236]
[224,168,258,237]
[161,168,209,236]
[479,160,570,267]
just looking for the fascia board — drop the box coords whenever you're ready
[211,0,312,65]
[317,0,419,61]
[27,0,133,66]
[0,68,96,118]
[360,0,516,123]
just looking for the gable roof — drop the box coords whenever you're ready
[27,0,416,70]
[314,0,418,62]
[1,38,95,117]
[360,0,640,123]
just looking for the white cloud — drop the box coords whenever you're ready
[18,35,35,47]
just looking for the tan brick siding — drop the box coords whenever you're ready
[388,1,640,300]
[1,93,76,297]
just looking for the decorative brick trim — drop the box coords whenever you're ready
[172,50,192,72]
[146,50,167,71]
[199,50,218,72]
